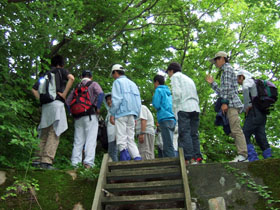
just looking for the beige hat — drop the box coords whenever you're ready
[209,51,228,64]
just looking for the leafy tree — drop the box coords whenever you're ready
[0,0,279,168]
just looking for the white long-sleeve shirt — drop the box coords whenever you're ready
[170,72,200,117]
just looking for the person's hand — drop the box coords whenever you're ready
[246,106,252,115]
[96,109,100,115]
[57,92,66,100]
[110,116,115,125]
[221,104,228,114]
[206,75,214,84]
[138,134,144,144]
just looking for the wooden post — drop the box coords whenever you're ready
[91,154,109,210]
[179,148,192,209]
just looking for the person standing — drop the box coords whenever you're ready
[109,64,142,161]
[104,93,118,162]
[31,55,75,169]
[166,62,202,165]
[152,74,176,158]
[206,51,248,162]
[66,70,104,168]
[135,105,155,160]
[237,70,272,161]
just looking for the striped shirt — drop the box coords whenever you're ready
[211,63,243,110]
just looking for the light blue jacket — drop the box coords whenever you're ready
[110,75,141,119]
[152,85,175,123]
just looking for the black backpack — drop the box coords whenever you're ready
[252,79,278,114]
[38,68,62,104]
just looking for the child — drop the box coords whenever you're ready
[152,75,176,157]
[104,93,118,161]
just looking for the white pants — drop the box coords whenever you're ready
[71,115,99,167]
[115,115,140,159]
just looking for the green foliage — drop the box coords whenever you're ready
[0,0,280,169]
[225,164,280,209]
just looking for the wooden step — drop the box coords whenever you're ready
[107,166,181,181]
[110,165,180,174]
[148,209,186,210]
[102,193,184,205]
[108,157,180,171]
[104,179,183,192]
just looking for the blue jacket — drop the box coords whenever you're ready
[110,75,141,119]
[152,85,175,123]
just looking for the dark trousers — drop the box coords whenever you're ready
[243,107,270,151]
[178,111,201,160]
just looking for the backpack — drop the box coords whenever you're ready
[97,118,108,151]
[70,81,95,118]
[38,68,62,104]
[252,79,278,114]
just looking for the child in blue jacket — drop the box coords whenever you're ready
[152,75,176,157]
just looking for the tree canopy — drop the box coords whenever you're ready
[1,0,280,168]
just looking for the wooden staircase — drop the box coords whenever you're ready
[92,148,192,210]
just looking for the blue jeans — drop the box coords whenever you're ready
[108,141,118,161]
[159,120,176,157]
[178,111,201,160]
[243,107,270,151]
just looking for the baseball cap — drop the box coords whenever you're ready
[110,64,125,76]
[209,51,228,64]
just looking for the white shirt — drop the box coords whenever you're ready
[135,105,155,135]
[170,72,200,117]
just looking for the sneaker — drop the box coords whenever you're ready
[191,157,203,165]
[83,164,91,169]
[40,163,56,170]
[230,155,248,163]
[31,161,41,168]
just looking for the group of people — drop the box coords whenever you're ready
[31,51,272,169]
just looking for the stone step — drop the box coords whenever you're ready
[104,179,183,192]
[102,193,185,205]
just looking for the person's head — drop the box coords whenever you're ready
[105,94,112,107]
[153,74,165,89]
[237,70,246,85]
[209,51,229,68]
[51,55,65,67]
[82,70,92,79]
[111,64,125,79]
[166,62,182,77]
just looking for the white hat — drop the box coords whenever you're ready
[110,64,125,76]
[237,69,252,79]
[209,51,228,64]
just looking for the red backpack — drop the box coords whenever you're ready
[70,81,95,118]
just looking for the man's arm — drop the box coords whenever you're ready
[152,89,161,110]
[58,74,75,100]
[110,81,122,115]
[31,88,40,100]
[138,119,147,144]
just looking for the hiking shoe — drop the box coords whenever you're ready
[40,163,56,170]
[191,157,203,165]
[230,155,248,163]
[83,164,91,169]
[31,161,41,168]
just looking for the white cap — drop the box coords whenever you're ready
[237,69,252,79]
[110,64,125,76]
[209,51,228,64]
